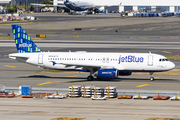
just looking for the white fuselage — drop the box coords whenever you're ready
[9,52,175,72]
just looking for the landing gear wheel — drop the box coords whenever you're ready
[87,76,94,81]
[150,77,154,81]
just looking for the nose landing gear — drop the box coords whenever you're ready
[150,72,154,81]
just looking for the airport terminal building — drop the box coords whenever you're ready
[54,0,180,12]
[0,0,180,13]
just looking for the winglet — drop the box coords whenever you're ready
[11,24,43,53]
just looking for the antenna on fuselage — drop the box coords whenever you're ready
[69,50,71,52]
[149,51,151,54]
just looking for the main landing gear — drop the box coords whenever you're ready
[150,72,154,81]
[87,71,94,81]
[87,76,94,81]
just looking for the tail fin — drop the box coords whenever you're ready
[11,24,43,53]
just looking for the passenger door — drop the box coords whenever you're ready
[38,54,43,64]
[148,55,153,66]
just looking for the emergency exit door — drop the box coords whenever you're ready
[38,54,43,64]
[148,55,153,66]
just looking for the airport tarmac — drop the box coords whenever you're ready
[1,13,180,120]
[1,59,180,91]
[1,97,180,120]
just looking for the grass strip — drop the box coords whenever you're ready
[166,55,180,60]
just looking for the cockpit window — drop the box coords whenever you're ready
[159,58,169,62]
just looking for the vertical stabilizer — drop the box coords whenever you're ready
[11,24,43,53]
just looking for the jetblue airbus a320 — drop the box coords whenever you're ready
[9,25,175,81]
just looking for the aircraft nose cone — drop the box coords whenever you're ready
[170,62,175,69]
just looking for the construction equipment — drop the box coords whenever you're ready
[133,93,149,99]
[45,91,66,99]
[92,86,104,97]
[21,95,33,98]
[0,88,16,98]
[170,94,180,101]
[0,90,15,98]
[81,86,92,98]
[0,84,5,92]
[104,85,117,98]
[69,85,81,97]
[91,96,107,100]
[153,93,170,100]
[117,92,133,99]
[91,85,106,100]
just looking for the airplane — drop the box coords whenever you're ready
[9,25,175,81]
[63,0,101,14]
[31,0,101,14]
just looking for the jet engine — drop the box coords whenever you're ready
[95,69,118,78]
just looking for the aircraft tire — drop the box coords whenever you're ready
[87,76,93,81]
[150,77,154,81]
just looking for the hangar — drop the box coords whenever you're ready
[54,0,180,12]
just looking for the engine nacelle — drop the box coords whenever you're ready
[118,71,132,76]
[95,69,118,78]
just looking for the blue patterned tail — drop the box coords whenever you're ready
[11,24,43,53]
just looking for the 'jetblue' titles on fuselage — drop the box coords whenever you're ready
[118,55,144,64]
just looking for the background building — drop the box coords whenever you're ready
[0,0,11,10]
[11,0,41,6]
[53,0,180,12]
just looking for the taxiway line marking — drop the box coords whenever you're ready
[66,75,79,77]
[136,84,149,88]
[38,82,51,85]
[154,77,159,79]
[162,51,172,54]
[4,65,16,68]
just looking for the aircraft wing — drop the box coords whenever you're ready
[60,63,101,69]
[57,62,125,70]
